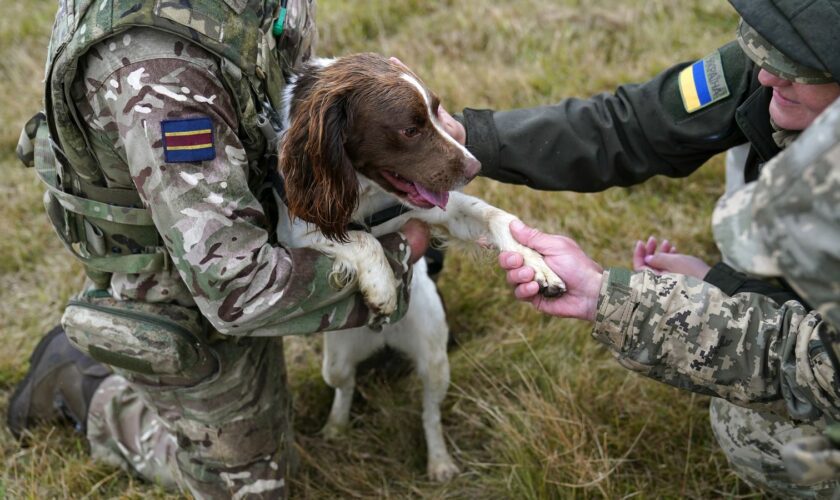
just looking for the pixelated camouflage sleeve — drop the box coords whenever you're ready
[592,268,840,421]
[81,32,409,336]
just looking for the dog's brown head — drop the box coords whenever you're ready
[279,53,481,241]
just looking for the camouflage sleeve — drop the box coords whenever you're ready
[592,267,840,421]
[81,31,409,336]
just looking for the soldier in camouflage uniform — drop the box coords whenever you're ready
[446,0,840,496]
[497,97,840,497]
[713,97,840,490]
[8,1,427,498]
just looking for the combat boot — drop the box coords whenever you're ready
[7,325,110,440]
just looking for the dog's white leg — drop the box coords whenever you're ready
[385,264,459,481]
[379,193,566,296]
[417,345,459,482]
[321,328,385,439]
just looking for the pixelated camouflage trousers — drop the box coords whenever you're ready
[710,398,839,498]
[84,335,292,499]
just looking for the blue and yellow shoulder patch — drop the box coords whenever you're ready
[678,51,730,113]
[161,117,216,163]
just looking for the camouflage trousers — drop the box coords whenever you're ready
[82,333,292,499]
[710,398,839,498]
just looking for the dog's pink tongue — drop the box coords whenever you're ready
[415,184,449,209]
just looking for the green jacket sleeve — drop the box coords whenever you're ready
[592,268,840,422]
[463,42,759,192]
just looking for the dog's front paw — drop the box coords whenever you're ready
[332,256,399,319]
[428,455,460,482]
[358,266,398,318]
[520,247,566,298]
[321,421,347,441]
[489,214,566,298]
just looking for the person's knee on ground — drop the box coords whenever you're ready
[710,398,840,497]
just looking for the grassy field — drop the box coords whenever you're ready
[0,0,760,497]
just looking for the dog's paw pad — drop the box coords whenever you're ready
[428,458,460,482]
[538,282,566,298]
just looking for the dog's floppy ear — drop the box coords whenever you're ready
[279,89,358,242]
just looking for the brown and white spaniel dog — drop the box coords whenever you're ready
[276,53,564,481]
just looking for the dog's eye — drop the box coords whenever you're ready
[401,126,420,138]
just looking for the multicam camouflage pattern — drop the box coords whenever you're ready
[276,0,317,70]
[85,334,292,499]
[737,19,834,84]
[62,291,215,377]
[40,0,318,280]
[15,112,43,168]
[61,289,292,498]
[68,26,411,337]
[35,1,412,497]
[46,0,283,186]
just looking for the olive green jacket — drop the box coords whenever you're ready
[462,42,778,191]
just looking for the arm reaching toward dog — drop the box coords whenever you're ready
[499,222,839,420]
[94,45,422,336]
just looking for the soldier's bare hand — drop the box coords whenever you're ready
[632,236,710,279]
[436,104,466,145]
[400,219,431,265]
[499,221,603,321]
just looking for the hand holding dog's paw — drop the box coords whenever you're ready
[517,245,567,298]
[489,215,565,298]
[500,221,604,321]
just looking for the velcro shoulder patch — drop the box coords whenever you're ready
[678,50,730,113]
[161,117,216,163]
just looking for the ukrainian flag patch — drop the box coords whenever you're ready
[161,117,216,163]
[678,51,730,113]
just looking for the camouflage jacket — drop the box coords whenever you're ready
[592,268,840,422]
[73,28,411,336]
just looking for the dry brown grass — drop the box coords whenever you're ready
[0,0,760,497]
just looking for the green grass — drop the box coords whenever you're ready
[0,0,761,497]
